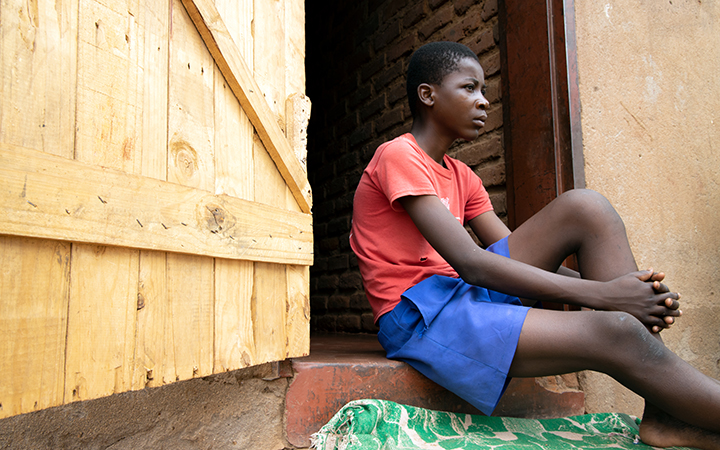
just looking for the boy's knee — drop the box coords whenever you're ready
[559,189,611,211]
[596,311,653,349]
[558,189,622,227]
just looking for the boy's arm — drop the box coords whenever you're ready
[399,194,679,330]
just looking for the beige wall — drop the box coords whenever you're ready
[573,0,720,415]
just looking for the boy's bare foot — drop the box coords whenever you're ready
[639,403,720,449]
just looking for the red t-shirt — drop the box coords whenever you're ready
[350,133,494,322]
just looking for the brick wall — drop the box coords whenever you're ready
[306,0,506,333]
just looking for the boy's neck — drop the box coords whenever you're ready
[410,123,453,165]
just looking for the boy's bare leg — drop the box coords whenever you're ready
[641,403,720,449]
[508,308,720,448]
[504,189,719,447]
[507,189,638,282]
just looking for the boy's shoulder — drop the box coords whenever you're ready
[367,133,418,168]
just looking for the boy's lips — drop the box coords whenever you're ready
[473,116,487,126]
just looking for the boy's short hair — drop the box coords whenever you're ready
[406,41,480,118]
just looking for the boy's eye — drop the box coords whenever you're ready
[465,85,475,92]
[481,88,487,96]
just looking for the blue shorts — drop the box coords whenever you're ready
[377,236,530,416]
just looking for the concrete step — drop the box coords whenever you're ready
[285,334,585,448]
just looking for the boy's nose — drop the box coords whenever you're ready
[476,97,489,109]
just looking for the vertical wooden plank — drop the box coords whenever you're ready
[252,262,287,364]
[253,133,287,363]
[0,237,70,418]
[214,70,253,199]
[133,0,171,391]
[284,0,310,356]
[75,0,141,172]
[212,0,256,372]
[166,0,215,379]
[67,0,143,402]
[0,0,78,157]
[284,0,305,98]
[214,0,253,69]
[167,253,214,379]
[0,0,77,418]
[214,259,255,371]
[285,264,310,358]
[168,0,214,192]
[139,0,170,182]
[65,245,139,402]
[253,0,285,122]
[136,250,169,388]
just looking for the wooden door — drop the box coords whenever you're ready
[0,0,311,418]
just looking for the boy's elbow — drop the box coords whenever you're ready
[451,250,493,287]
[455,263,485,287]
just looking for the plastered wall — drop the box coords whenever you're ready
[573,0,720,414]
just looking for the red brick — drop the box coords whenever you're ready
[474,159,505,187]
[442,15,481,42]
[354,10,380,44]
[374,59,404,91]
[418,4,453,40]
[315,315,337,332]
[328,295,350,310]
[347,43,372,72]
[319,237,339,252]
[386,33,417,63]
[387,82,407,105]
[485,77,502,103]
[318,274,339,290]
[470,28,495,55]
[373,19,401,51]
[311,296,328,313]
[360,94,386,120]
[328,255,350,271]
[335,112,359,137]
[361,54,387,81]
[483,103,503,133]
[454,133,503,166]
[489,191,507,216]
[349,122,374,148]
[376,107,405,133]
[381,0,407,22]
[339,272,363,290]
[454,0,479,16]
[337,314,362,332]
[403,2,426,28]
[349,292,369,309]
[481,0,499,21]
[428,0,450,11]
[480,50,501,76]
[361,313,379,331]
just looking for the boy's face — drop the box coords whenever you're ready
[429,57,489,142]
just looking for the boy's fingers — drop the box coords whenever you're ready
[636,269,654,282]
[650,271,665,282]
[652,281,670,293]
[664,297,681,310]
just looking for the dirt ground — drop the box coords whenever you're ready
[0,364,301,450]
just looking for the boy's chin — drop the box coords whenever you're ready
[458,130,481,142]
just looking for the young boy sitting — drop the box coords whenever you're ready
[349,41,720,449]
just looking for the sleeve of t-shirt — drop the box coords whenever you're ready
[371,139,437,212]
[459,163,494,222]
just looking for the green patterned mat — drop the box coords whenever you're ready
[311,399,693,450]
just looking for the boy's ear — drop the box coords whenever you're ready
[417,83,435,107]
